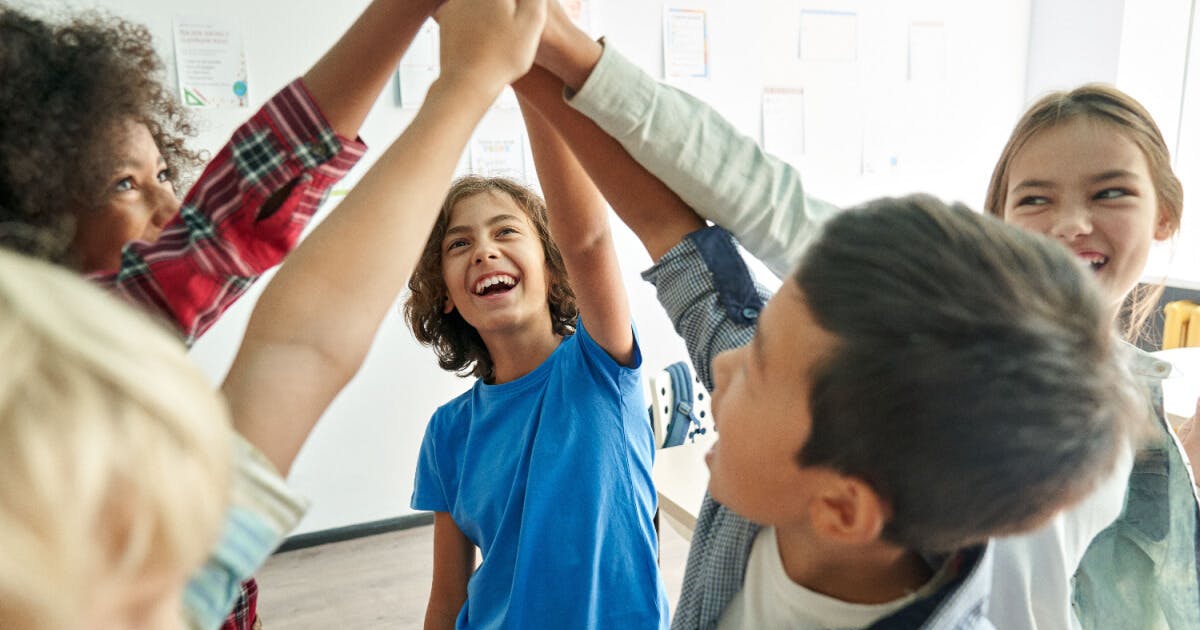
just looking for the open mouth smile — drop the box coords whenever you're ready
[473,273,519,296]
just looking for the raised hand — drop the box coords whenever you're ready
[436,0,548,97]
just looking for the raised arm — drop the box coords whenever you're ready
[512,66,703,262]
[517,93,632,363]
[303,0,442,138]
[223,0,547,475]
[532,1,836,278]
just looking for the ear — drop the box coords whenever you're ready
[808,473,889,545]
[442,294,456,314]
[1153,208,1175,241]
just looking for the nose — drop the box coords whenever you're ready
[1048,201,1092,243]
[142,183,181,242]
[472,241,500,265]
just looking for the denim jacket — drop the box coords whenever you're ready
[1072,347,1200,629]
[645,228,995,629]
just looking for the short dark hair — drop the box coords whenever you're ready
[795,195,1141,553]
[404,176,577,381]
[0,5,202,264]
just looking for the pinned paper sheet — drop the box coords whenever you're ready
[762,88,804,166]
[470,135,527,182]
[173,16,249,108]
[908,22,947,82]
[663,7,709,79]
[799,10,857,62]
[397,21,439,109]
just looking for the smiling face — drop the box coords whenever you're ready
[1001,117,1172,310]
[706,280,841,527]
[440,191,552,337]
[70,119,180,273]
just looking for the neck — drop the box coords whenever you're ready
[481,314,562,384]
[774,524,933,604]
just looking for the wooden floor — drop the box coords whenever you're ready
[256,520,691,629]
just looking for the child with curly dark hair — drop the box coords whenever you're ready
[0,1,448,627]
[403,92,668,628]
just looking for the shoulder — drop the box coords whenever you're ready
[561,319,642,376]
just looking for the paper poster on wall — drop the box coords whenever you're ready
[799,9,857,62]
[908,22,947,82]
[397,20,439,109]
[470,135,527,182]
[761,88,804,166]
[173,16,249,108]
[663,7,709,79]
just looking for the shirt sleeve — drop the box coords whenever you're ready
[90,78,368,347]
[183,434,308,630]
[640,226,772,393]
[412,415,451,513]
[567,43,840,280]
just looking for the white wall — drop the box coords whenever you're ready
[20,0,1033,533]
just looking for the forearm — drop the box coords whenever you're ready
[544,36,837,278]
[517,89,634,363]
[226,76,498,474]
[513,67,702,262]
[303,0,442,138]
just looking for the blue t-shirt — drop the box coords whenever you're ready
[412,321,669,629]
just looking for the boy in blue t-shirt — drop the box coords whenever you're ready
[404,98,669,627]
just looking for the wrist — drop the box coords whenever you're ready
[429,71,504,110]
[540,27,602,92]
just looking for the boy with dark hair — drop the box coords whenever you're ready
[511,60,1141,628]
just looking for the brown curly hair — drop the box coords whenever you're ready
[405,176,578,382]
[0,4,203,265]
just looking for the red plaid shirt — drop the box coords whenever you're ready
[89,79,366,629]
[90,78,366,346]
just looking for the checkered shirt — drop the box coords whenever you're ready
[643,227,994,630]
[88,78,367,348]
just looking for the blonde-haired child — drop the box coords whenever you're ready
[0,247,231,630]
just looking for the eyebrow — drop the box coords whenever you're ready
[1010,169,1140,193]
[111,156,167,172]
[444,213,522,238]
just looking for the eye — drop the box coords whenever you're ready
[445,238,468,252]
[1015,195,1049,207]
[157,168,172,184]
[113,176,134,193]
[497,226,519,237]
[1094,187,1131,201]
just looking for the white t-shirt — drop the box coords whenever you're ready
[717,527,944,630]
[986,442,1133,630]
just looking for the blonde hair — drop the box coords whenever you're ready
[0,248,231,629]
[984,84,1184,342]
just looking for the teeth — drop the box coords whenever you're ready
[474,274,517,295]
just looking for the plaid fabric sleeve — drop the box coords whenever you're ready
[89,78,368,347]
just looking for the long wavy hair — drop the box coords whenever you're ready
[405,176,578,381]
